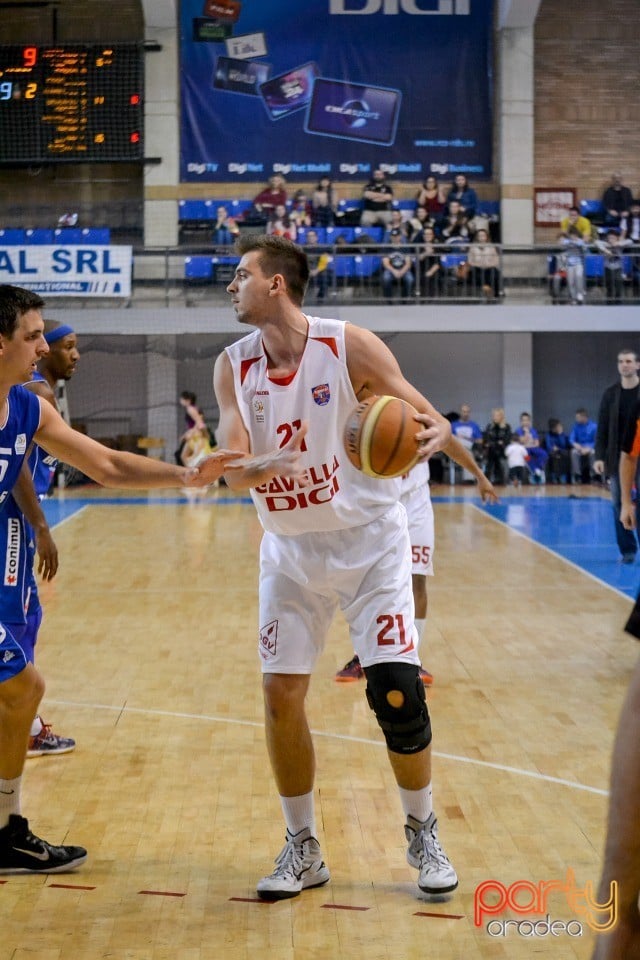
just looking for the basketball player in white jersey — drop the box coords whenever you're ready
[214,234,462,901]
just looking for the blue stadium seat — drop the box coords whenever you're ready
[211,255,240,282]
[184,256,213,281]
[580,199,605,221]
[440,253,467,270]
[584,254,604,278]
[179,199,213,223]
[353,254,381,277]
[353,225,384,243]
[325,226,355,243]
[24,229,54,244]
[330,255,356,277]
[392,200,416,212]
[227,199,254,217]
[0,229,26,244]
[54,228,87,244]
[477,200,500,217]
[80,228,111,244]
[337,199,363,214]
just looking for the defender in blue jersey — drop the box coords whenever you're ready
[0,320,80,757]
[0,284,242,874]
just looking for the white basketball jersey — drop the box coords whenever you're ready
[225,316,401,535]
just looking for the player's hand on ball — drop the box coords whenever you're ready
[413,413,451,459]
[185,449,245,486]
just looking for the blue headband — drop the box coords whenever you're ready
[45,324,75,344]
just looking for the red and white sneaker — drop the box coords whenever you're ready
[334,655,365,682]
[27,723,76,758]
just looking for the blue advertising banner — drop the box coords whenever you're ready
[179,0,493,184]
[0,246,132,297]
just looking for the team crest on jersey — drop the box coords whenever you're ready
[252,396,265,423]
[14,434,26,455]
[259,619,278,660]
[312,383,330,406]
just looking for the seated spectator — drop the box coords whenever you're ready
[504,434,529,488]
[312,176,336,228]
[406,205,433,242]
[290,190,313,230]
[569,407,597,482]
[451,403,484,461]
[602,172,634,226]
[595,230,632,304]
[212,205,239,247]
[544,418,571,484]
[415,176,446,220]
[467,228,502,299]
[384,209,409,242]
[467,209,492,239]
[483,408,512,485]
[440,200,470,244]
[266,203,296,241]
[620,200,640,243]
[360,168,394,229]
[381,228,415,301]
[418,226,442,298]
[555,228,589,304]
[253,174,288,216]
[446,174,478,219]
[560,206,593,241]
[305,229,332,302]
[516,412,548,483]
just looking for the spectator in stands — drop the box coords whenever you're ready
[415,176,446,221]
[569,407,597,483]
[360,168,394,229]
[451,403,484,462]
[467,228,502,299]
[544,418,571,484]
[516,411,548,483]
[381,228,415,301]
[446,174,478,219]
[560,206,593,241]
[556,227,588,304]
[594,349,640,563]
[252,174,288,216]
[504,434,529,488]
[483,408,512,485]
[602,172,634,226]
[417,226,442,299]
[440,200,470,245]
[266,204,296,241]
[289,190,313,231]
[384,209,409,242]
[212,205,239,247]
[595,230,632,304]
[311,176,336,228]
[620,200,640,243]
[305,229,332,302]
[406,205,432,242]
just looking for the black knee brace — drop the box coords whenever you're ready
[364,662,432,754]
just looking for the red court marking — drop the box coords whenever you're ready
[229,896,277,904]
[321,903,370,911]
[138,890,186,898]
[414,910,465,920]
[48,883,96,891]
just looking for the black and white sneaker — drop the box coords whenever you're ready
[0,815,87,873]
[257,827,330,900]
[405,812,458,897]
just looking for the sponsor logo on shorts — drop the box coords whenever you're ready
[259,619,278,659]
[4,518,21,586]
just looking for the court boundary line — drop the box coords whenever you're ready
[45,697,608,797]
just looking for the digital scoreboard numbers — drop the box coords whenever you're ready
[0,44,144,163]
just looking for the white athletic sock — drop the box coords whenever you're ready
[399,783,433,824]
[0,776,21,828]
[30,715,43,738]
[280,791,316,838]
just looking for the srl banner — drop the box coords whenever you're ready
[0,245,132,297]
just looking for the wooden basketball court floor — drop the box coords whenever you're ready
[2,482,637,960]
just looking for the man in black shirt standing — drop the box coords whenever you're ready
[595,349,640,563]
[360,168,394,229]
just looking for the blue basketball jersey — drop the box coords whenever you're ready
[27,373,57,497]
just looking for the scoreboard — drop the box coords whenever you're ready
[0,44,144,163]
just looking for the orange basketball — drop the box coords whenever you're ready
[343,395,421,478]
